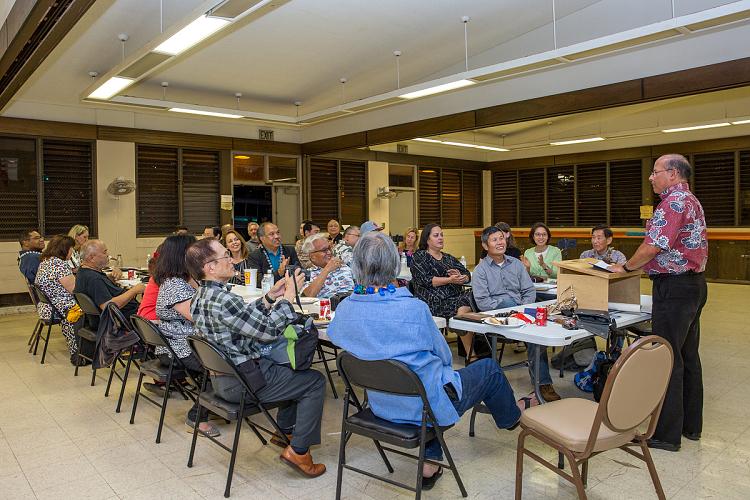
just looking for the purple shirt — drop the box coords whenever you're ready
[642,182,708,275]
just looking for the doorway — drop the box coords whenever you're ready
[233,185,272,240]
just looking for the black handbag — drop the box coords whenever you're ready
[575,309,617,339]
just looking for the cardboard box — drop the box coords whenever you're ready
[554,258,642,312]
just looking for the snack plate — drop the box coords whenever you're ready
[482,317,527,328]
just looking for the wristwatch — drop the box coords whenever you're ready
[623,263,632,272]
[264,293,276,304]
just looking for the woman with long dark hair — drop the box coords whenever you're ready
[410,223,470,318]
[154,234,220,437]
[223,229,250,285]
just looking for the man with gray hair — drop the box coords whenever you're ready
[332,225,360,266]
[301,233,354,299]
[73,240,145,318]
[609,154,708,452]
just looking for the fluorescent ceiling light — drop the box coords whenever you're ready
[731,119,750,125]
[662,123,730,133]
[169,107,242,118]
[153,15,230,56]
[399,79,475,99]
[87,76,134,99]
[413,137,509,151]
[550,136,605,145]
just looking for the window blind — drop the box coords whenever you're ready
[693,151,736,226]
[461,170,482,227]
[492,170,518,226]
[136,145,179,236]
[182,149,220,233]
[576,162,607,227]
[518,168,545,226]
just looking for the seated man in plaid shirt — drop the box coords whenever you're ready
[186,238,327,478]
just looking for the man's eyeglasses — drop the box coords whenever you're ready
[206,250,231,264]
[309,246,332,254]
[651,168,674,176]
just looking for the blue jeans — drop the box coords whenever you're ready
[425,358,520,460]
[493,297,553,387]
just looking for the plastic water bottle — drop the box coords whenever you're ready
[116,254,123,268]
[146,253,151,270]
[400,253,408,269]
[459,255,467,268]
[261,270,273,294]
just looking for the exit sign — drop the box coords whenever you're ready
[258,129,274,141]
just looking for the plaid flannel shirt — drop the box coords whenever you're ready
[191,280,296,365]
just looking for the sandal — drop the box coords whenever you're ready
[421,467,443,490]
[186,418,221,438]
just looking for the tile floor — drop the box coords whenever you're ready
[0,281,748,499]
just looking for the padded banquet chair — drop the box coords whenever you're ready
[335,351,467,500]
[514,335,673,500]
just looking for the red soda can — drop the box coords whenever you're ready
[319,299,331,320]
[535,307,548,326]
[127,269,135,279]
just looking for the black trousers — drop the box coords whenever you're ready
[651,272,707,445]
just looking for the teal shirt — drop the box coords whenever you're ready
[523,245,562,279]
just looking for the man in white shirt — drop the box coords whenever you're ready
[302,234,354,299]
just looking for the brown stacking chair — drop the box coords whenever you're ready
[515,335,673,500]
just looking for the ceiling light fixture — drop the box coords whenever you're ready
[87,76,135,99]
[662,122,731,132]
[169,107,243,118]
[153,15,230,56]
[399,79,475,99]
[550,136,605,145]
[413,137,509,151]
[731,119,750,125]
[234,155,250,160]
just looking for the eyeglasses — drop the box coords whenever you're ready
[650,168,673,176]
[206,250,231,264]
[309,246,332,255]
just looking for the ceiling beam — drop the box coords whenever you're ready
[0,0,96,111]
[300,57,750,156]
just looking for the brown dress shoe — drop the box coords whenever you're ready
[540,384,561,402]
[270,433,292,448]
[280,446,326,478]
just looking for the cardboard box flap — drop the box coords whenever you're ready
[553,258,641,280]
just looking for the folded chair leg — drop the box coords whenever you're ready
[115,354,134,413]
[187,405,202,468]
[516,430,527,500]
[244,418,267,445]
[435,427,467,497]
[40,324,52,364]
[639,440,666,500]
[469,405,479,437]
[32,324,42,355]
[28,321,42,353]
[225,396,245,498]
[372,439,394,473]
[105,357,118,397]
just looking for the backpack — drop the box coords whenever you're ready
[261,314,319,371]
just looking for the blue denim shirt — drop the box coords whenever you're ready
[328,287,462,426]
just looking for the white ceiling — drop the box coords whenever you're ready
[4,0,750,147]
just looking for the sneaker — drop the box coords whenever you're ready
[143,382,167,398]
[185,418,220,437]
[540,384,561,402]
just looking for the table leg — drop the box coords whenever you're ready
[533,344,545,404]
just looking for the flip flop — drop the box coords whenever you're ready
[421,467,443,490]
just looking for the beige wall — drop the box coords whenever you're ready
[367,161,389,229]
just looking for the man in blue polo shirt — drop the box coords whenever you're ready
[18,229,45,283]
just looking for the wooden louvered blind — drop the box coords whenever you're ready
[136,145,179,236]
[576,163,607,226]
[42,140,95,235]
[518,168,545,226]
[182,149,220,233]
[609,160,642,226]
[418,169,440,226]
[441,169,462,228]
[462,170,482,227]
[693,151,736,226]
[546,166,575,226]
[309,158,339,224]
[492,170,517,226]
[0,136,37,240]
[740,151,750,226]
[339,160,367,225]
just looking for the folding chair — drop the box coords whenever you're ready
[30,284,64,364]
[25,281,43,351]
[130,315,192,443]
[74,292,100,385]
[103,303,142,413]
[335,351,467,500]
[187,335,292,498]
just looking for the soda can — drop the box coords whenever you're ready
[319,299,331,320]
[535,307,548,326]
[244,269,252,286]
[127,269,135,280]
